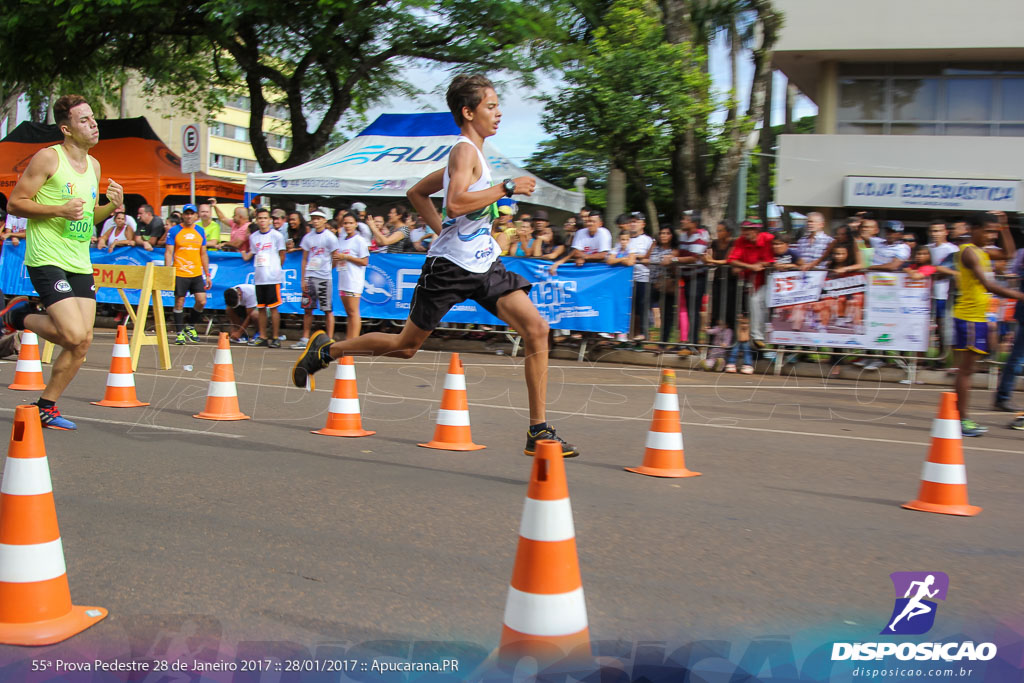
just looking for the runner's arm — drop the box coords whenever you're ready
[962,246,1024,300]
[92,167,123,223]
[164,244,174,268]
[444,144,534,218]
[7,148,74,220]
[407,169,445,233]
[201,246,212,289]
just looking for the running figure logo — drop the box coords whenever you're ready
[882,571,949,635]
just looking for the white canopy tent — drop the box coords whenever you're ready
[245,112,583,213]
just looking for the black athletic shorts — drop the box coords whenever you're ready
[255,283,282,308]
[174,275,205,297]
[27,265,96,307]
[409,257,531,331]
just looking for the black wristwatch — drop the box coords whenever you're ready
[502,178,516,198]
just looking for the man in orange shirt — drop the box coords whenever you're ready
[165,204,211,344]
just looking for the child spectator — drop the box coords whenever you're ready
[771,235,800,271]
[827,244,863,274]
[704,323,734,372]
[607,230,637,342]
[335,213,370,339]
[647,225,680,345]
[904,245,936,280]
[725,315,754,374]
[224,284,258,343]
[242,207,287,348]
[292,210,340,348]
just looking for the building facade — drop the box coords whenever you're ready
[773,0,1024,223]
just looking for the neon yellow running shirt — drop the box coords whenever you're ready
[25,145,98,274]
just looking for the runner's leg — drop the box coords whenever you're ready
[326,319,431,360]
[38,297,95,402]
[496,289,550,424]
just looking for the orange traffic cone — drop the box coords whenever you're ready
[625,369,700,478]
[418,353,485,451]
[8,331,46,391]
[312,357,375,437]
[91,325,148,408]
[0,405,107,645]
[498,439,590,666]
[193,333,250,421]
[903,392,980,516]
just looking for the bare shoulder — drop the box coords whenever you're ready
[448,142,477,168]
[27,146,59,175]
[88,154,101,178]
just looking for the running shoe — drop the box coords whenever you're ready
[961,419,986,437]
[524,425,580,458]
[1010,414,1024,431]
[290,337,309,350]
[291,330,332,389]
[230,334,249,345]
[175,331,188,345]
[184,326,200,343]
[38,404,76,430]
[268,338,281,349]
[1,296,30,334]
[251,338,269,348]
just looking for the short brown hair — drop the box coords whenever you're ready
[447,75,494,127]
[53,95,89,129]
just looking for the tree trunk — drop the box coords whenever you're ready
[606,166,627,230]
[758,72,775,229]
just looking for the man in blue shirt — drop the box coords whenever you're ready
[994,246,1024,415]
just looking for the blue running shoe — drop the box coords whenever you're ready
[1,296,30,334]
[38,404,76,430]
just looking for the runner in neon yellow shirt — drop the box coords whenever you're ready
[3,95,124,430]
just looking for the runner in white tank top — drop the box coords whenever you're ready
[427,135,501,273]
[290,75,579,458]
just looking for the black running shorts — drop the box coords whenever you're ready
[174,275,205,297]
[409,257,531,331]
[27,265,96,307]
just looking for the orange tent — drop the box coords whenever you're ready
[0,117,243,207]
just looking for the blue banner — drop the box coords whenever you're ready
[0,243,632,332]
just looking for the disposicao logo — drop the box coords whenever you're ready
[831,572,997,662]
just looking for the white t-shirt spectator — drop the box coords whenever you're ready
[100,214,137,235]
[927,241,959,301]
[356,221,372,243]
[873,240,911,267]
[336,233,370,294]
[249,229,286,284]
[628,233,653,282]
[572,226,612,255]
[410,225,435,248]
[300,229,340,280]
[235,284,257,309]
[6,215,28,233]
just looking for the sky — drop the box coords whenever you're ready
[363,32,818,164]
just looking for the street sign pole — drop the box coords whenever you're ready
[190,173,195,206]
[181,124,201,206]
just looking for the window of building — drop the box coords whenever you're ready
[836,62,1024,136]
[209,152,259,173]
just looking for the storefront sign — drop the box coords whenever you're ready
[843,176,1021,211]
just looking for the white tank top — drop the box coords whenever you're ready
[428,136,500,273]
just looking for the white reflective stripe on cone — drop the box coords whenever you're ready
[106,373,135,388]
[0,538,67,583]
[503,586,588,636]
[328,398,361,414]
[519,498,575,542]
[922,461,967,486]
[645,430,683,451]
[15,360,42,372]
[930,418,961,440]
[436,409,470,426]
[337,364,356,380]
[213,350,233,366]
[653,392,679,412]
[0,457,53,496]
[207,382,238,398]
[20,332,38,344]
[444,374,466,391]
[112,344,131,358]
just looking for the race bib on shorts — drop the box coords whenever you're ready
[63,212,94,242]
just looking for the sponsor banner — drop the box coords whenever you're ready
[0,243,631,333]
[767,270,827,308]
[767,272,929,351]
[844,175,1022,211]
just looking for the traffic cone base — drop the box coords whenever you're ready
[92,326,148,407]
[9,331,46,391]
[194,335,250,420]
[0,405,107,646]
[417,354,485,450]
[625,369,700,478]
[312,359,375,437]
[902,393,980,517]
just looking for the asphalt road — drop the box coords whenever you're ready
[0,332,1021,671]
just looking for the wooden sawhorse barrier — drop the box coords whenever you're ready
[43,262,175,371]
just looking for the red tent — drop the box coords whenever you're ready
[0,117,243,207]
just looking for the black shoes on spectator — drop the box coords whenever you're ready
[993,400,1021,413]
[524,425,580,458]
[291,330,333,390]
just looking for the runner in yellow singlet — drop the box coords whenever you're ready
[2,95,124,430]
[952,212,1024,437]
